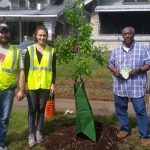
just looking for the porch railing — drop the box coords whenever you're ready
[10,2,47,10]
[11,7,37,10]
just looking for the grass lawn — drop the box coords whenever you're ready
[56,53,111,82]
[6,109,150,150]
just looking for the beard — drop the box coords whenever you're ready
[0,37,10,45]
[123,39,134,47]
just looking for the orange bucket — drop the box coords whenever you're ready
[45,93,55,119]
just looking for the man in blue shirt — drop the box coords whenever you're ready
[108,26,150,146]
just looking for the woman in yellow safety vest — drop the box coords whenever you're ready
[24,25,56,148]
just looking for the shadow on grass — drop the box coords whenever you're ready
[7,128,28,145]
[129,116,138,129]
[42,112,76,135]
[95,113,139,131]
[94,113,118,125]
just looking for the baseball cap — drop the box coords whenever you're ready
[0,23,9,33]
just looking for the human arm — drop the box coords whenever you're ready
[130,46,150,76]
[16,52,25,101]
[108,49,122,78]
[50,51,56,93]
[24,50,30,93]
[16,69,25,101]
[24,50,30,83]
[129,64,150,76]
[108,66,122,77]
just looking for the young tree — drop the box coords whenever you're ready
[54,0,106,80]
[54,0,107,141]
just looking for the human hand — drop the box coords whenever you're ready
[129,68,140,76]
[109,67,123,78]
[114,69,122,78]
[16,90,24,101]
[50,84,55,94]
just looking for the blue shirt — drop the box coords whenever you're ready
[108,42,150,98]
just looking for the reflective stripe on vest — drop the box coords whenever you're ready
[0,45,19,90]
[30,45,52,71]
[2,46,17,74]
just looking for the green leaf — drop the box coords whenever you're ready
[54,0,107,80]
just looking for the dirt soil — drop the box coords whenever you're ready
[55,79,150,102]
[55,79,113,101]
[43,121,121,150]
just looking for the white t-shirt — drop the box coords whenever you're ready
[123,46,130,52]
[0,45,24,69]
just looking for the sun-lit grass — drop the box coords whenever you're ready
[56,53,112,83]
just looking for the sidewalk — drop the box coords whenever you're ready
[13,98,136,116]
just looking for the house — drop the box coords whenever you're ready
[0,0,95,44]
[1,0,149,49]
[92,0,150,49]
[0,0,66,44]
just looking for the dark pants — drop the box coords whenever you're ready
[27,89,49,134]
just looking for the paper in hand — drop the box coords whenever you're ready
[120,67,131,79]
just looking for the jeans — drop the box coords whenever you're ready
[114,95,149,138]
[27,89,49,134]
[0,89,14,147]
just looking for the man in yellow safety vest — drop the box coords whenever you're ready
[0,23,25,150]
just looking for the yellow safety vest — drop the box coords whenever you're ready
[0,45,20,90]
[27,44,55,90]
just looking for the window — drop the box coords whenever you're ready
[37,0,47,5]
[11,0,27,9]
[100,12,150,34]
[20,0,26,8]
[29,0,36,9]
[137,0,148,2]
[11,0,19,8]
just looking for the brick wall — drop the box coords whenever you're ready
[91,13,100,37]
[93,35,150,51]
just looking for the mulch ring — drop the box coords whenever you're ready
[43,121,121,150]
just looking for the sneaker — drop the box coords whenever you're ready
[0,146,7,150]
[141,138,150,146]
[116,131,129,139]
[36,131,44,144]
[28,134,36,147]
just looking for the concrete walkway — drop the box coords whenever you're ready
[13,98,137,116]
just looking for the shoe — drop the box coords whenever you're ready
[28,134,36,147]
[116,131,129,139]
[0,146,7,150]
[36,131,44,144]
[141,138,150,146]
